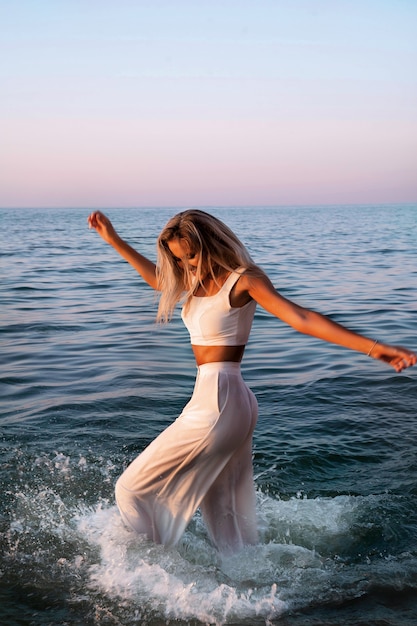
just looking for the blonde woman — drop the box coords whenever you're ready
[87,209,416,554]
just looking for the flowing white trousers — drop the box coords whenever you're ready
[115,361,258,554]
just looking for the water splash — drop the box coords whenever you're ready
[2,449,417,624]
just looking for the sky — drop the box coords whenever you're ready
[1,0,416,208]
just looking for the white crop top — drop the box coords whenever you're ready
[181,269,256,346]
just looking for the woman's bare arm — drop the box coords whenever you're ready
[88,211,159,290]
[242,273,416,373]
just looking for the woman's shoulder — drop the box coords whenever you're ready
[237,264,266,281]
[233,264,267,296]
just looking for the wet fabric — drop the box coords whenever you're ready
[115,362,258,553]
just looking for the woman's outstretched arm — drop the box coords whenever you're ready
[88,211,159,290]
[243,273,416,373]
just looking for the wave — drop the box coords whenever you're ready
[2,451,417,625]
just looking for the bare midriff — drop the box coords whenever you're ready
[191,344,245,366]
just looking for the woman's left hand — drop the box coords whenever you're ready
[370,343,417,372]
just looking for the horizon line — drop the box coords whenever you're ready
[1,201,416,211]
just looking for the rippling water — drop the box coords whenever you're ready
[1,205,417,625]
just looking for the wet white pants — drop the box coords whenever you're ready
[115,361,258,554]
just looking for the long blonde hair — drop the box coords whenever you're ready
[156,210,259,322]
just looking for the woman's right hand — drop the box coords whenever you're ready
[87,211,119,244]
[87,211,158,288]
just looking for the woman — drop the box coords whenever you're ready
[87,209,416,554]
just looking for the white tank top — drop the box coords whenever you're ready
[181,269,256,346]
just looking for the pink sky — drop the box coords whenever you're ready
[1,1,416,207]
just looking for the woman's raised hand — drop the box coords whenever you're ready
[87,211,119,244]
[87,210,158,288]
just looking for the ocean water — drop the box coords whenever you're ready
[1,204,416,626]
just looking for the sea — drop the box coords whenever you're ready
[1,204,416,626]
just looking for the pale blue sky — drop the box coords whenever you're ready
[1,0,416,207]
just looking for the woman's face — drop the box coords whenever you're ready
[167,237,201,274]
